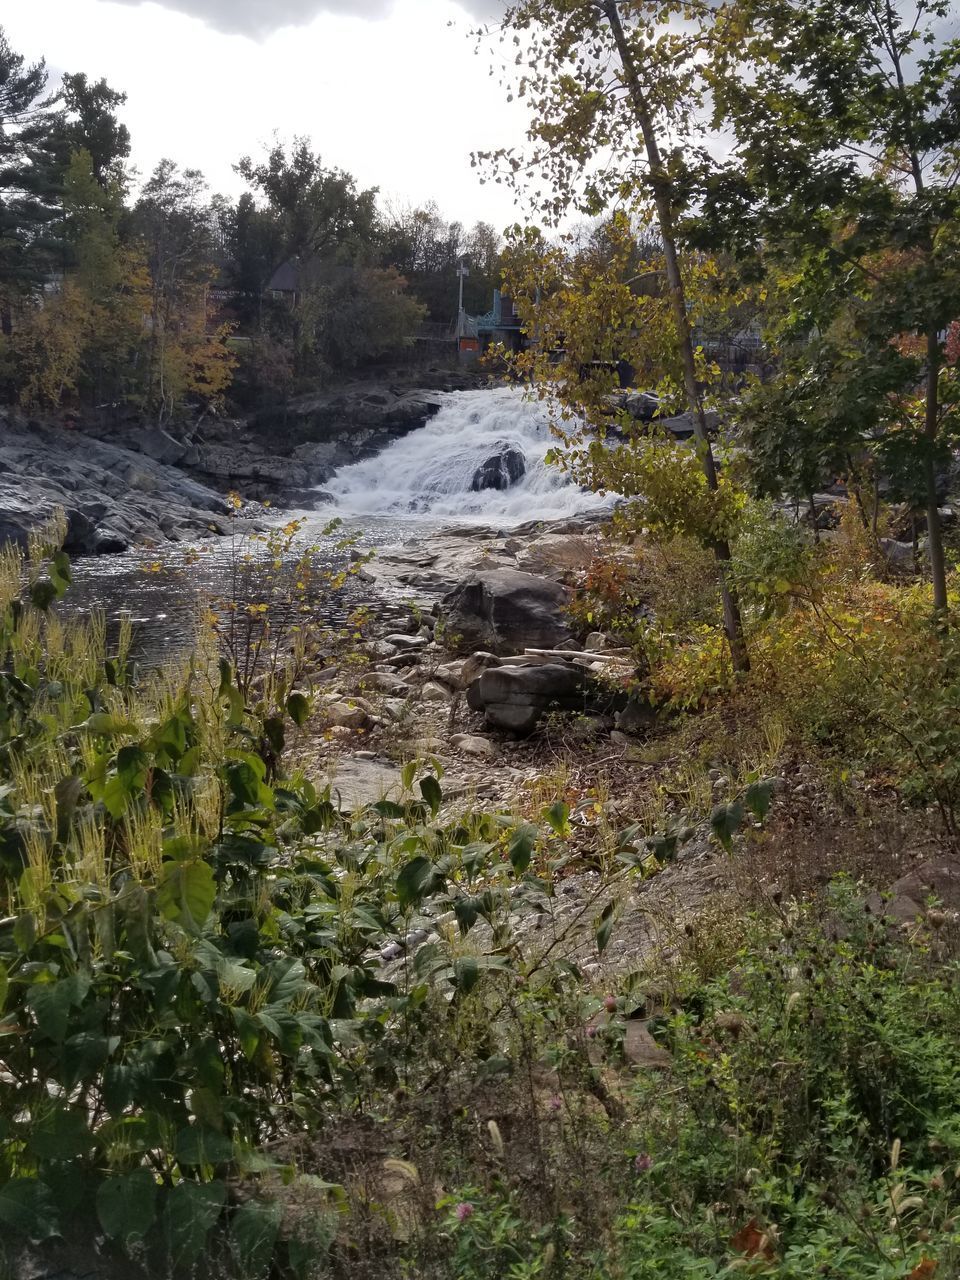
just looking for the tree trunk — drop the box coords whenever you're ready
[924,326,947,610]
[882,2,948,610]
[602,0,749,672]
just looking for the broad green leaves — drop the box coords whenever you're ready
[96,1170,158,1246]
[157,859,216,928]
[0,1179,59,1240]
[509,823,539,875]
[163,1180,226,1269]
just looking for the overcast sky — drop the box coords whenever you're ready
[5,0,526,228]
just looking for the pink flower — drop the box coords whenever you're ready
[634,1153,653,1173]
[547,1095,563,1112]
[455,1202,474,1223]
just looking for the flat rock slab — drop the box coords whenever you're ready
[325,759,403,810]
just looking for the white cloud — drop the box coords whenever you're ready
[108,0,502,38]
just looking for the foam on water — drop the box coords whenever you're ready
[324,386,610,524]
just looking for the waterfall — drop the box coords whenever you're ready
[324,386,611,524]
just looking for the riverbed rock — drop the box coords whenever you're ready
[466,662,589,734]
[249,384,448,483]
[366,640,399,660]
[327,758,403,810]
[324,701,371,731]
[622,390,660,422]
[867,859,960,924]
[450,733,497,758]
[434,658,467,689]
[420,681,450,702]
[0,417,232,556]
[384,633,429,651]
[381,697,410,721]
[137,425,189,465]
[460,651,502,686]
[441,570,574,655]
[362,672,411,697]
[471,444,526,492]
[656,409,721,440]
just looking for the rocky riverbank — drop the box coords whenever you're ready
[0,375,478,555]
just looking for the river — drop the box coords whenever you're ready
[63,387,608,663]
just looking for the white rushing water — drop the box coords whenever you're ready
[325,386,611,525]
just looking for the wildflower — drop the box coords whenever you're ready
[455,1202,474,1223]
[634,1153,653,1173]
[547,1095,562,1112]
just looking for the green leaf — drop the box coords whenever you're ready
[175,1126,235,1167]
[744,778,775,822]
[26,1106,94,1161]
[97,1169,157,1247]
[163,1179,226,1270]
[453,955,480,994]
[13,912,36,952]
[262,957,306,1007]
[509,823,538,875]
[225,684,245,728]
[543,800,572,837]
[226,760,265,808]
[230,1199,282,1280]
[54,775,83,842]
[28,978,88,1043]
[62,1032,118,1089]
[453,896,481,935]
[157,859,216,929]
[420,775,443,816]
[218,658,234,696]
[232,1009,261,1061]
[596,902,616,956]
[0,962,7,1013]
[710,801,745,852]
[86,713,137,736]
[51,551,72,596]
[29,580,58,612]
[162,834,205,862]
[117,745,149,790]
[401,760,417,792]
[0,1178,60,1240]
[286,691,310,728]
[396,855,443,909]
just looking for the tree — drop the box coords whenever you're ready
[10,150,148,411]
[54,73,130,187]
[133,160,234,421]
[479,0,749,672]
[380,201,503,322]
[236,138,379,265]
[311,265,426,374]
[0,28,60,331]
[702,0,960,609]
[216,191,284,327]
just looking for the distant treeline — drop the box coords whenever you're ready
[0,28,503,421]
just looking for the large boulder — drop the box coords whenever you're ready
[622,390,660,422]
[657,409,721,440]
[466,663,589,734]
[867,860,960,924]
[0,419,232,558]
[137,426,188,466]
[0,485,52,549]
[441,570,573,654]
[471,445,526,492]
